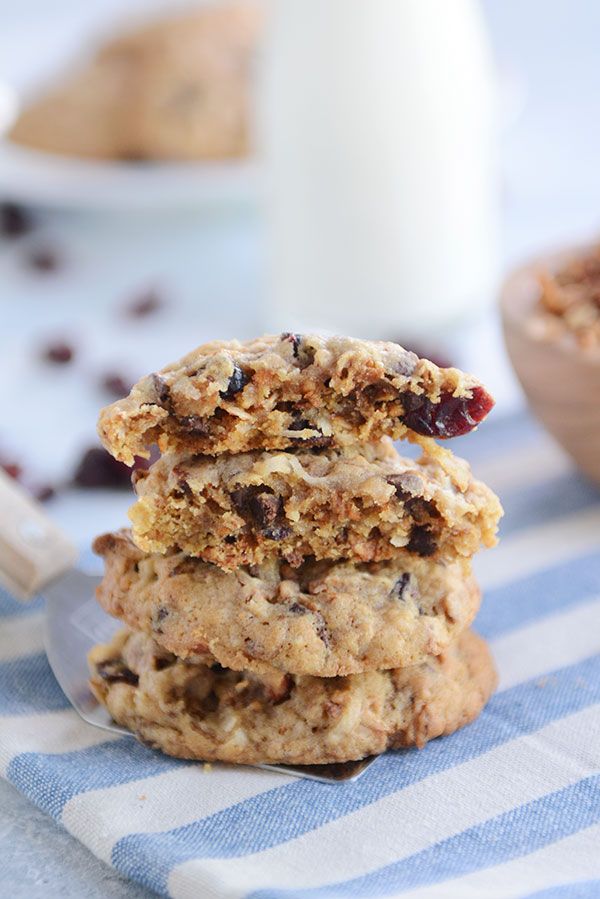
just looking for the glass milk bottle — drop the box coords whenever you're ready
[258,0,499,339]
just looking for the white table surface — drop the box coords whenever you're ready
[1,0,600,896]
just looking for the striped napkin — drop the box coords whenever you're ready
[1,411,600,899]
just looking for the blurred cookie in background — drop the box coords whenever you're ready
[9,2,263,162]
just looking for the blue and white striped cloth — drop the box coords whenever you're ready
[1,411,600,899]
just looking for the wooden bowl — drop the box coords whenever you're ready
[500,246,600,485]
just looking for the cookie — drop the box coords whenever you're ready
[10,3,261,161]
[98,334,495,464]
[93,530,480,677]
[129,438,501,568]
[9,54,131,160]
[108,3,262,161]
[89,628,497,765]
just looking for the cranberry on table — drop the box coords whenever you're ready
[1,461,22,480]
[101,373,133,399]
[73,447,133,489]
[42,342,75,364]
[0,202,34,239]
[123,289,164,318]
[73,446,155,489]
[26,246,61,273]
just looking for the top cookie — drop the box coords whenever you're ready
[98,333,494,463]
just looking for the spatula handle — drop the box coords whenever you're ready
[0,469,77,600]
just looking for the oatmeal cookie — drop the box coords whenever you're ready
[93,530,480,677]
[129,438,501,567]
[89,628,496,765]
[10,3,261,161]
[98,334,495,464]
[530,247,600,351]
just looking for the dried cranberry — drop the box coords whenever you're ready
[1,462,22,480]
[0,202,33,238]
[73,447,132,489]
[42,342,74,364]
[102,373,133,398]
[27,247,60,273]
[220,364,248,399]
[400,386,494,439]
[124,289,163,318]
[35,484,56,502]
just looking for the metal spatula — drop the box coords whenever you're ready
[0,470,377,784]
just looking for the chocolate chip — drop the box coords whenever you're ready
[288,418,333,448]
[390,572,411,600]
[200,691,219,713]
[156,607,169,622]
[210,662,226,673]
[154,655,176,671]
[289,417,311,432]
[96,660,139,686]
[405,496,440,523]
[0,202,33,238]
[362,380,399,404]
[280,332,302,358]
[184,685,220,717]
[150,373,171,408]
[407,525,437,557]
[178,415,209,436]
[220,364,249,399]
[288,602,308,615]
[224,535,237,544]
[42,341,74,364]
[232,487,284,531]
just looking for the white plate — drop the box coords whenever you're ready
[0,139,261,210]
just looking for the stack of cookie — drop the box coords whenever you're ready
[89,334,502,766]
